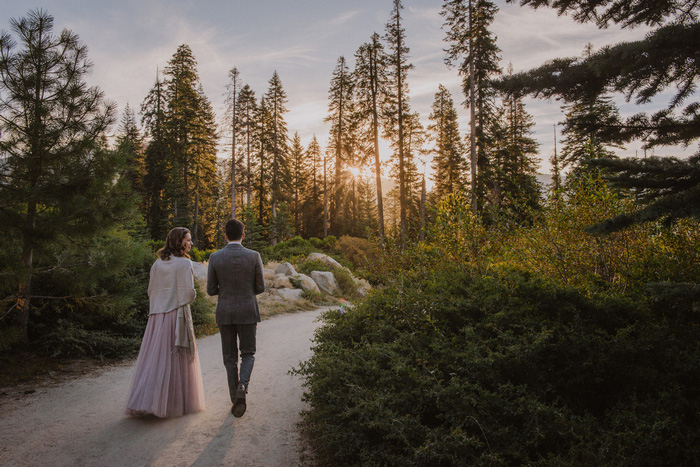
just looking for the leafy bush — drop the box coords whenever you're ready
[334,236,381,270]
[297,259,333,276]
[191,282,215,330]
[189,247,206,262]
[296,267,700,466]
[332,268,358,299]
[262,236,319,262]
[301,289,329,304]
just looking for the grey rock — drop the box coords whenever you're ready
[290,273,320,293]
[275,262,297,276]
[310,271,339,295]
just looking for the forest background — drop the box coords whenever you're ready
[1,0,699,464]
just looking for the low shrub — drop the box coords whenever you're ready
[301,289,329,304]
[296,267,700,466]
[298,259,333,276]
[334,235,382,270]
[332,268,358,299]
[262,236,318,262]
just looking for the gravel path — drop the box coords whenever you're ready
[0,307,330,467]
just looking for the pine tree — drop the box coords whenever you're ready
[237,84,259,209]
[140,70,169,240]
[384,0,414,243]
[302,136,325,238]
[0,10,133,341]
[496,85,542,219]
[288,132,308,235]
[158,45,218,247]
[559,93,624,178]
[224,67,241,219]
[354,33,389,239]
[163,44,202,228]
[443,0,503,213]
[428,85,467,203]
[260,71,290,244]
[325,56,355,236]
[189,85,218,247]
[499,0,700,230]
[116,104,145,196]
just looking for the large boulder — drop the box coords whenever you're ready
[275,262,297,276]
[311,271,339,295]
[271,275,293,289]
[290,273,320,293]
[307,252,344,270]
[192,261,208,285]
[273,287,304,301]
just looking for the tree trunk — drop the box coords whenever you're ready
[395,11,407,245]
[469,0,478,214]
[371,48,385,240]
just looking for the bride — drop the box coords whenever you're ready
[125,227,206,418]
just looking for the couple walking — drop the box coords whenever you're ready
[124,219,265,418]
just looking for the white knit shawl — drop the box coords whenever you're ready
[147,256,196,355]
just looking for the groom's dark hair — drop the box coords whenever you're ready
[225,219,245,241]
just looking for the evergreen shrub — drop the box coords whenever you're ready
[334,235,381,270]
[262,236,318,262]
[296,266,700,466]
[298,260,333,276]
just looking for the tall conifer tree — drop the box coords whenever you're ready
[325,56,355,236]
[428,85,467,203]
[354,33,389,239]
[0,10,132,341]
[261,71,290,244]
[237,84,259,209]
[384,0,414,243]
[141,70,169,240]
[443,0,502,212]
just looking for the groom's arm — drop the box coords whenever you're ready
[254,252,265,295]
[207,255,219,296]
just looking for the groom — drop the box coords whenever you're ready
[207,219,266,417]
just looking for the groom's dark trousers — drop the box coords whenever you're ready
[219,323,256,402]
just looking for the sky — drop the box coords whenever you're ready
[1,0,693,178]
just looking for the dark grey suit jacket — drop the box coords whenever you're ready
[207,242,266,325]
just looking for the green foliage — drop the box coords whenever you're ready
[332,268,359,299]
[262,236,319,262]
[297,266,700,466]
[191,282,216,335]
[36,320,141,359]
[0,326,23,352]
[300,289,330,305]
[334,235,382,271]
[299,176,700,465]
[23,227,154,358]
[297,260,333,276]
[189,247,216,263]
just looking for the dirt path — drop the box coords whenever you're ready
[0,307,331,467]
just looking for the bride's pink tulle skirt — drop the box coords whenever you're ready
[125,309,205,418]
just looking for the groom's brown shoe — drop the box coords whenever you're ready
[232,383,247,417]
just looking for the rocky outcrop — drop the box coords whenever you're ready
[307,252,345,270]
[273,287,304,301]
[310,271,339,295]
[275,262,297,276]
[197,252,370,304]
[290,273,320,293]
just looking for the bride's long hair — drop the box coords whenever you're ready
[157,227,191,260]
